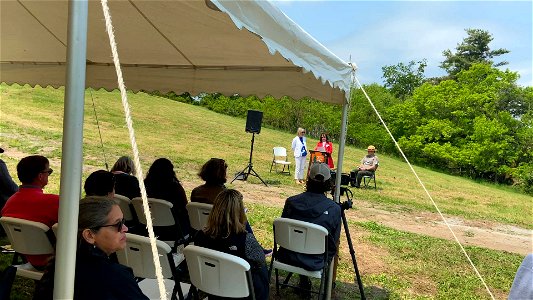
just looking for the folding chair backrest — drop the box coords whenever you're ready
[131,197,175,226]
[186,202,213,231]
[51,223,59,237]
[183,245,253,298]
[273,147,288,158]
[116,233,173,278]
[114,194,134,221]
[0,217,54,255]
[273,218,328,255]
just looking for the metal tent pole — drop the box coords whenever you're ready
[53,0,88,298]
[326,84,352,300]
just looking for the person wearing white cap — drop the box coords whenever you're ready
[350,145,379,188]
[277,163,341,295]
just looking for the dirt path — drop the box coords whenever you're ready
[228,180,532,256]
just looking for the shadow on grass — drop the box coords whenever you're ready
[267,268,390,300]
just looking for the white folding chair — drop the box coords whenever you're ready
[116,233,188,300]
[269,217,329,299]
[131,197,188,248]
[51,223,59,237]
[183,245,255,300]
[270,146,291,174]
[186,202,212,231]
[0,217,55,281]
[114,194,135,222]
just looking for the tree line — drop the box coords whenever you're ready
[150,29,532,195]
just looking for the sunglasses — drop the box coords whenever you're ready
[41,168,53,175]
[92,218,126,232]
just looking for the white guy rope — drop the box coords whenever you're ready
[353,76,495,300]
[100,0,168,299]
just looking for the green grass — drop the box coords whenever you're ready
[0,83,530,299]
[1,84,530,229]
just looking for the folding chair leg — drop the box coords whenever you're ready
[275,269,280,295]
[270,162,274,173]
[171,280,185,300]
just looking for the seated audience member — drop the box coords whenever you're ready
[84,170,115,197]
[350,145,379,188]
[190,158,227,204]
[277,163,341,293]
[509,253,533,300]
[34,197,149,300]
[110,156,140,199]
[1,155,59,269]
[194,189,269,300]
[190,158,272,255]
[144,158,190,237]
[0,147,18,236]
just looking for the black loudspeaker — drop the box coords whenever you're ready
[245,110,263,134]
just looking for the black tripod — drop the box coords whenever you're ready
[231,133,268,187]
[334,187,366,300]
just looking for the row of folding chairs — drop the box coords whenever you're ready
[1,204,331,299]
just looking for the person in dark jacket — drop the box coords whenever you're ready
[277,163,341,294]
[110,156,141,200]
[194,189,269,300]
[0,147,18,236]
[34,197,149,300]
[84,170,115,197]
[144,158,190,238]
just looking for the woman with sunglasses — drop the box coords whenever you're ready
[291,127,308,184]
[34,197,149,300]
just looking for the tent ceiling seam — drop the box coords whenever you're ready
[0,61,303,72]
[17,0,66,48]
[128,0,195,67]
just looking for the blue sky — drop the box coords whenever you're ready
[271,1,532,87]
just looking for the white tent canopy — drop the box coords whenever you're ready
[1,0,353,103]
[1,0,355,298]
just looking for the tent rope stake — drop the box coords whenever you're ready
[353,76,495,300]
[100,0,168,299]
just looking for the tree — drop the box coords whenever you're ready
[387,63,530,189]
[440,28,509,77]
[381,59,427,100]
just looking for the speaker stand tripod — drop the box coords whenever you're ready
[231,133,268,187]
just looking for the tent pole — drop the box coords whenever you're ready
[327,86,352,300]
[53,0,88,298]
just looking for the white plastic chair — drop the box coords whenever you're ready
[131,197,187,248]
[183,245,255,300]
[0,217,55,281]
[186,202,213,231]
[51,223,59,237]
[116,233,188,300]
[269,217,329,299]
[114,193,134,222]
[270,147,291,174]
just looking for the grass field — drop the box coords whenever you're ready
[0,83,530,299]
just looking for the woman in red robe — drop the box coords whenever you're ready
[314,133,334,169]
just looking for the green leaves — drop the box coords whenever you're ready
[440,28,510,77]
